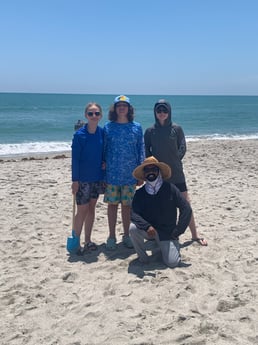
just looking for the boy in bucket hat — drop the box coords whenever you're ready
[103,95,145,250]
[129,156,192,267]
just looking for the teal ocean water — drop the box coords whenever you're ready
[0,93,258,156]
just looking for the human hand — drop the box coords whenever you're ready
[71,181,79,194]
[147,226,156,238]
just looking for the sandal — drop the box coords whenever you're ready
[191,237,208,246]
[122,235,134,249]
[76,247,84,256]
[84,242,98,251]
[106,237,117,250]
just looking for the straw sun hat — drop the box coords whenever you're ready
[133,156,171,181]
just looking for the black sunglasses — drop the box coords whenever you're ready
[156,108,168,114]
[143,165,159,173]
[87,111,101,117]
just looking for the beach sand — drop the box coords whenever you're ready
[0,140,257,345]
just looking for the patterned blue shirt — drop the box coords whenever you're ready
[103,121,145,185]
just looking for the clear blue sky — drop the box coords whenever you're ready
[1,0,258,95]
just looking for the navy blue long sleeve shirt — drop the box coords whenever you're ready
[71,124,104,182]
[131,181,192,241]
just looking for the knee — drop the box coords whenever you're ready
[163,251,181,268]
[165,257,181,268]
[129,223,137,235]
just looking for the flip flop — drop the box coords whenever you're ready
[191,237,208,246]
[122,235,134,249]
[84,242,98,251]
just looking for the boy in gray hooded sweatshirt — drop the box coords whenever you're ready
[144,99,207,246]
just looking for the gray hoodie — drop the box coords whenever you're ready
[144,99,186,185]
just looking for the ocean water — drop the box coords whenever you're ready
[0,93,258,156]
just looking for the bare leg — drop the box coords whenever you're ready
[121,204,131,237]
[73,204,87,238]
[84,198,97,243]
[181,191,208,246]
[107,204,118,238]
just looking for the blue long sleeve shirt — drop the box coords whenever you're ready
[71,124,104,182]
[103,121,145,185]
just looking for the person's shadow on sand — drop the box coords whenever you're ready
[67,248,101,264]
[67,241,135,264]
[128,256,191,279]
[127,240,191,278]
[102,242,135,261]
[67,240,193,274]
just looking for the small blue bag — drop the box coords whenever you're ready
[66,230,80,254]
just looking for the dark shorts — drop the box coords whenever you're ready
[76,181,106,205]
[174,182,187,193]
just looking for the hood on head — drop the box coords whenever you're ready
[154,99,172,126]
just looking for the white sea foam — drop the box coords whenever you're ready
[0,141,72,157]
[1,134,257,158]
[186,133,258,142]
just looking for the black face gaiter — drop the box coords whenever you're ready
[146,173,158,182]
[144,166,159,182]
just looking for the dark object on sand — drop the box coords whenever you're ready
[74,119,85,131]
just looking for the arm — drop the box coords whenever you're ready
[102,125,107,164]
[131,210,157,238]
[137,125,145,165]
[144,128,152,157]
[131,209,152,231]
[131,191,152,231]
[175,125,186,160]
[71,133,80,182]
[171,186,192,238]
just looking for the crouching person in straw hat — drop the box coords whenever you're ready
[129,156,192,267]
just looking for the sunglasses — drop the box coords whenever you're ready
[156,108,168,114]
[143,165,159,174]
[87,111,101,117]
